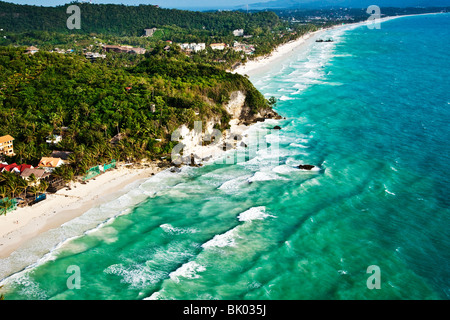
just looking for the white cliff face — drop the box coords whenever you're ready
[224,90,246,119]
[172,91,249,165]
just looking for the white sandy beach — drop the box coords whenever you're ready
[232,14,431,77]
[0,12,441,263]
[0,164,162,259]
[0,120,250,260]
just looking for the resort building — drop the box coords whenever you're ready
[37,157,64,172]
[25,46,39,54]
[179,43,206,52]
[232,42,256,54]
[12,164,33,174]
[0,135,15,157]
[210,43,227,50]
[233,29,244,37]
[0,163,17,172]
[85,52,106,60]
[20,168,50,182]
[46,134,63,145]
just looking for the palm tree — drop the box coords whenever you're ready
[27,173,38,187]
[52,165,74,183]
[14,142,26,164]
[0,185,8,199]
[0,171,14,185]
[7,180,20,199]
[38,180,49,195]
[101,124,108,138]
[29,185,40,200]
[0,198,12,216]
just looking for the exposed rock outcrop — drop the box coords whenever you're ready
[225,90,282,126]
[171,90,281,166]
[298,164,315,170]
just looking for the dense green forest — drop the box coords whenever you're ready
[0,2,447,204]
[0,1,281,36]
[0,45,274,180]
[0,1,318,65]
[0,1,289,202]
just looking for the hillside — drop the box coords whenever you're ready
[0,45,277,178]
[0,1,280,36]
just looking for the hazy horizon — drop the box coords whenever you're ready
[3,0,450,10]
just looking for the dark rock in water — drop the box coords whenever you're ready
[170,167,181,173]
[240,141,248,148]
[298,164,315,170]
[190,153,197,166]
[233,134,243,141]
[273,125,281,130]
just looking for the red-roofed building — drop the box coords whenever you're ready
[1,163,18,172]
[0,163,34,174]
[12,164,33,174]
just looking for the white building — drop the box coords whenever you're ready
[179,43,206,52]
[192,43,206,52]
[210,43,226,50]
[233,29,244,37]
[46,135,62,145]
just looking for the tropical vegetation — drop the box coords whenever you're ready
[0,43,274,180]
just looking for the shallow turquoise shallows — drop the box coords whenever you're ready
[1,13,449,299]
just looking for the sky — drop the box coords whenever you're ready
[4,0,450,9]
[4,0,261,9]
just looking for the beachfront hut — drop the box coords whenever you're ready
[20,168,51,183]
[37,157,65,172]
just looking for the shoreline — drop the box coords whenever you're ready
[0,163,163,260]
[0,10,444,274]
[0,118,254,266]
[232,12,444,77]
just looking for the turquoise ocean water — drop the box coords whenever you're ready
[1,13,449,299]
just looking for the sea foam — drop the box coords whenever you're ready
[237,206,275,222]
[201,228,238,249]
[160,223,199,235]
[169,261,206,283]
